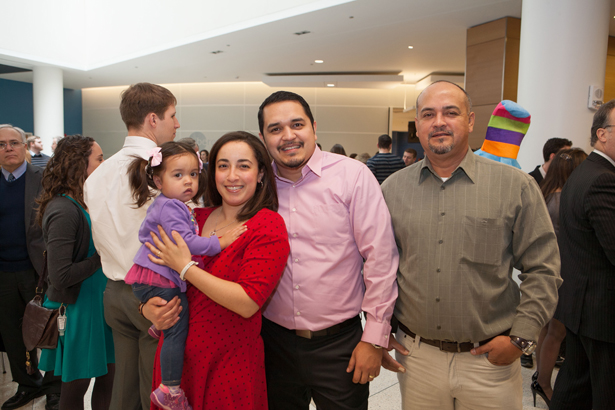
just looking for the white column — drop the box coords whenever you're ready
[516,0,610,171]
[33,66,64,154]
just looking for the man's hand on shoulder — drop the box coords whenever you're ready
[470,335,523,366]
[346,341,382,384]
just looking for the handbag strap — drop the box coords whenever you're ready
[36,250,48,296]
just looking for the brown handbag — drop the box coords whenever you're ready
[22,251,62,374]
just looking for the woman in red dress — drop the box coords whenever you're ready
[143,131,289,410]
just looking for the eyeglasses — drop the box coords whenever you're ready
[602,125,615,130]
[0,141,25,151]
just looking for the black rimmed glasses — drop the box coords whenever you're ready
[0,141,25,151]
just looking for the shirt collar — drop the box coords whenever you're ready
[593,149,615,168]
[123,136,158,158]
[1,160,27,181]
[272,146,322,183]
[418,147,475,185]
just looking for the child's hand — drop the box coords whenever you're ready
[219,224,248,250]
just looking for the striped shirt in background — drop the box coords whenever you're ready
[366,152,405,184]
[30,152,50,168]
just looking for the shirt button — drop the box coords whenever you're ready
[441,186,445,190]
[384,335,388,339]
[437,325,441,330]
[295,285,300,290]
[292,208,296,212]
[436,297,440,302]
[293,233,298,238]
[441,212,445,216]
[294,258,299,263]
[296,311,301,316]
[437,268,441,272]
[438,240,443,244]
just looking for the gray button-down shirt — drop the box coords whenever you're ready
[382,148,561,342]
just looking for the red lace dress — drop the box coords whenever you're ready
[151,207,289,410]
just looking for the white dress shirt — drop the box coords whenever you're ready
[84,136,157,281]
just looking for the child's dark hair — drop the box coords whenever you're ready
[128,141,206,207]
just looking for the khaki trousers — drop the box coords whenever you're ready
[395,327,522,410]
[103,279,158,410]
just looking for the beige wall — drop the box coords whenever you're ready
[83,82,415,158]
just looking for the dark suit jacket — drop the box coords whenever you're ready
[528,165,543,185]
[24,163,45,275]
[556,152,615,343]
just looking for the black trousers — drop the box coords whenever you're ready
[261,317,369,410]
[551,327,615,410]
[0,269,61,394]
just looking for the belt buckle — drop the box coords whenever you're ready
[439,340,461,353]
[296,329,313,339]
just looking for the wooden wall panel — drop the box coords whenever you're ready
[605,37,615,103]
[503,37,520,102]
[467,18,506,46]
[466,38,506,106]
[469,104,497,149]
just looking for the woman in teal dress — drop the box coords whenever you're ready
[36,135,115,410]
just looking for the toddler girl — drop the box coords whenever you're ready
[125,141,245,410]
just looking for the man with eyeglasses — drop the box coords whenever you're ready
[550,100,615,410]
[0,124,61,410]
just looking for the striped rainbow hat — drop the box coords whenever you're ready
[480,100,531,160]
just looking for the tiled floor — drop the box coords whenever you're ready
[1,351,553,410]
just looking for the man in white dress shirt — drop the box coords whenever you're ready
[84,82,179,410]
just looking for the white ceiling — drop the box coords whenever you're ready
[0,0,614,90]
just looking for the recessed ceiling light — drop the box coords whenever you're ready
[326,83,335,87]
[408,46,414,49]
[315,60,324,63]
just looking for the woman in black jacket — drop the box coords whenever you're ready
[37,135,114,410]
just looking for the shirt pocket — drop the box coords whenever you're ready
[307,203,351,243]
[461,216,504,266]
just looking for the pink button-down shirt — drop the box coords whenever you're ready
[263,148,399,347]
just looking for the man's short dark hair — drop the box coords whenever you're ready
[591,99,615,147]
[542,138,573,162]
[120,83,177,130]
[258,91,315,135]
[377,134,392,149]
[404,148,417,157]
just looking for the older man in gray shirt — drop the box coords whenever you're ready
[381,81,561,410]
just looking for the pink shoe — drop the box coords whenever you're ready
[148,325,161,339]
[150,386,192,410]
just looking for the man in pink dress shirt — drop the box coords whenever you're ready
[258,91,400,410]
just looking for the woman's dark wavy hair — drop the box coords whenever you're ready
[37,135,95,225]
[128,141,207,208]
[206,131,278,221]
[539,148,587,202]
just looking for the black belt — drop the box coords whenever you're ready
[397,320,510,353]
[268,315,361,339]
